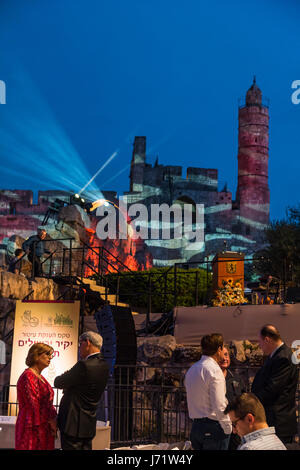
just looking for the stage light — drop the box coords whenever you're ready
[88,198,114,212]
[70,193,90,209]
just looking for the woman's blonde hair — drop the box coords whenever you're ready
[25,342,54,367]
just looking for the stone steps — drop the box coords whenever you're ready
[81,278,139,314]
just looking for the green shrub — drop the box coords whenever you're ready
[102,267,212,312]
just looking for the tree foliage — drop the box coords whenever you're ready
[104,266,212,312]
[255,205,300,286]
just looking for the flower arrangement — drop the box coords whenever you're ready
[212,278,248,307]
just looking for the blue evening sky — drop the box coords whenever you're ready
[0,0,299,220]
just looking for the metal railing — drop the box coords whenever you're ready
[6,246,295,333]
[9,234,294,309]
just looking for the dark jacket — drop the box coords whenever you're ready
[251,343,298,439]
[22,235,49,258]
[8,256,21,273]
[225,369,247,404]
[54,353,110,439]
[225,369,247,450]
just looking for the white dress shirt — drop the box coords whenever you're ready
[184,355,232,435]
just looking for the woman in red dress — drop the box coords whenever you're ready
[15,342,57,450]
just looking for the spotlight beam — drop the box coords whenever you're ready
[79,151,118,195]
[100,163,130,188]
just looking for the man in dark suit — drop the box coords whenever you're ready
[54,331,110,450]
[251,324,298,444]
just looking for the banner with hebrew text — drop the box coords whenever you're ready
[9,300,80,415]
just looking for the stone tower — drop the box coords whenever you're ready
[236,77,270,234]
[130,136,146,192]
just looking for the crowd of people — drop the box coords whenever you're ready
[14,323,298,451]
[185,324,298,450]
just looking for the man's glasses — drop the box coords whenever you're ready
[232,413,254,428]
[232,417,243,429]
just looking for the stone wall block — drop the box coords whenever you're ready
[137,335,177,364]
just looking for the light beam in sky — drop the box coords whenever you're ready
[79,150,118,195]
[0,65,107,201]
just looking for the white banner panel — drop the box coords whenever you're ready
[9,300,80,415]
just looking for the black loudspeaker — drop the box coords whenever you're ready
[286,288,300,303]
[109,305,137,366]
[95,305,137,442]
[95,305,137,369]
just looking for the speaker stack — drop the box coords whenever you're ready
[94,304,137,442]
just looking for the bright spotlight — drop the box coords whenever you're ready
[89,198,113,212]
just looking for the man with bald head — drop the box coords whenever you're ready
[251,324,298,445]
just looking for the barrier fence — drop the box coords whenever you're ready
[1,365,300,448]
[9,238,294,337]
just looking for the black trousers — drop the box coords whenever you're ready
[60,433,92,450]
[190,418,230,450]
[28,253,43,277]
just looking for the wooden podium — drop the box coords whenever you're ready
[212,251,245,292]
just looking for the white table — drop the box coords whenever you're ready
[0,416,111,449]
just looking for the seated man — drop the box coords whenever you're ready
[224,393,286,450]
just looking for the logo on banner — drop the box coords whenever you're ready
[54,313,73,326]
[22,310,39,327]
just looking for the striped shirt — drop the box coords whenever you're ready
[238,427,287,450]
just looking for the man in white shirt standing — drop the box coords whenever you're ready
[184,333,232,450]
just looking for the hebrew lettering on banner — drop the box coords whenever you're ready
[9,301,80,415]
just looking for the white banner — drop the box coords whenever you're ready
[9,300,80,415]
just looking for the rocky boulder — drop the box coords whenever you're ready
[58,205,91,245]
[0,270,61,300]
[229,340,247,363]
[173,345,202,364]
[137,335,177,364]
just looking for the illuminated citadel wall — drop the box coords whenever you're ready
[0,189,153,272]
[123,78,270,266]
[0,79,270,268]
